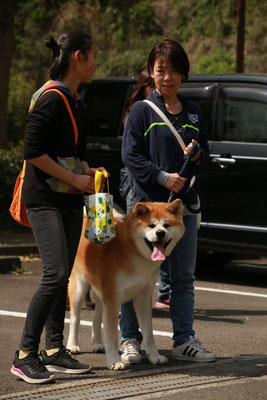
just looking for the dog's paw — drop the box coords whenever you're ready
[90,343,105,353]
[148,354,168,365]
[109,361,126,370]
[66,344,80,354]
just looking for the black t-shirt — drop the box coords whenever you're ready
[21,89,88,209]
[165,109,187,160]
[166,108,187,136]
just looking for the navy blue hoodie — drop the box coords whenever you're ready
[121,89,209,207]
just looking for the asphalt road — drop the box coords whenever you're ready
[1,254,267,399]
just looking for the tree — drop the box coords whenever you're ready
[0,0,16,147]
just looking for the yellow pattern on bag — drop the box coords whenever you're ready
[84,170,116,244]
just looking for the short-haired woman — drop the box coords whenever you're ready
[120,39,216,365]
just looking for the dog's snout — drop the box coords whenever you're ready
[156,229,165,240]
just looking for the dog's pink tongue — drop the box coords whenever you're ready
[151,243,166,261]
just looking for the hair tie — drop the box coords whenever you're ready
[45,36,60,58]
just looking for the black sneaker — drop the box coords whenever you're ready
[11,351,55,384]
[40,347,91,374]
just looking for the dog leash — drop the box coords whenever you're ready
[144,100,186,151]
[168,142,202,214]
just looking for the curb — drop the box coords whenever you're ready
[0,255,21,273]
[0,244,38,256]
[0,244,38,273]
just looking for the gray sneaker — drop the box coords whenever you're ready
[120,339,141,365]
[172,336,216,363]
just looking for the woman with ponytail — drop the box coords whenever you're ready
[11,32,105,384]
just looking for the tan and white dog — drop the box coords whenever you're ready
[66,199,185,370]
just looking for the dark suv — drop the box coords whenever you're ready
[79,74,267,257]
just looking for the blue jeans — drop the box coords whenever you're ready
[126,188,134,214]
[158,261,170,301]
[20,204,83,351]
[120,215,197,345]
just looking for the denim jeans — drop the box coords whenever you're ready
[126,188,134,214]
[20,204,83,351]
[120,215,197,345]
[158,261,170,301]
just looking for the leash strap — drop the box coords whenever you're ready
[144,99,186,151]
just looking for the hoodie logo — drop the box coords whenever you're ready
[188,113,198,124]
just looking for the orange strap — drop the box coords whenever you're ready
[21,160,26,179]
[40,88,79,146]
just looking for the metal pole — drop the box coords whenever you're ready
[236,0,246,73]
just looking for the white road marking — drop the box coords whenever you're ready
[195,286,267,298]
[1,286,267,339]
[0,310,27,318]
[0,311,173,338]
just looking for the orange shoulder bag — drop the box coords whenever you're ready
[9,89,78,227]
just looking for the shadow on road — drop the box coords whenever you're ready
[196,252,267,288]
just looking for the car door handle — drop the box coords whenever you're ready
[211,157,236,168]
[87,143,110,150]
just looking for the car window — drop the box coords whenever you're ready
[190,97,213,137]
[179,85,215,139]
[222,87,267,143]
[81,82,132,138]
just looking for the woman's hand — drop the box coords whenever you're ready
[72,174,96,193]
[27,156,108,194]
[79,166,107,193]
[165,173,186,193]
[88,167,107,193]
[184,139,201,162]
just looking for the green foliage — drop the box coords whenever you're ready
[7,71,35,144]
[98,35,162,76]
[100,0,159,52]
[13,0,65,82]
[194,49,235,74]
[0,142,24,230]
[129,0,156,35]
[10,0,267,83]
[172,0,232,38]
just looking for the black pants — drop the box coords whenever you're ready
[20,205,83,351]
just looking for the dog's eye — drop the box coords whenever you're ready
[163,223,170,228]
[149,224,155,228]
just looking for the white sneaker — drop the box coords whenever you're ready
[172,336,216,363]
[120,339,141,365]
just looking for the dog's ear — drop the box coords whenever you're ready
[133,202,151,217]
[167,199,183,219]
